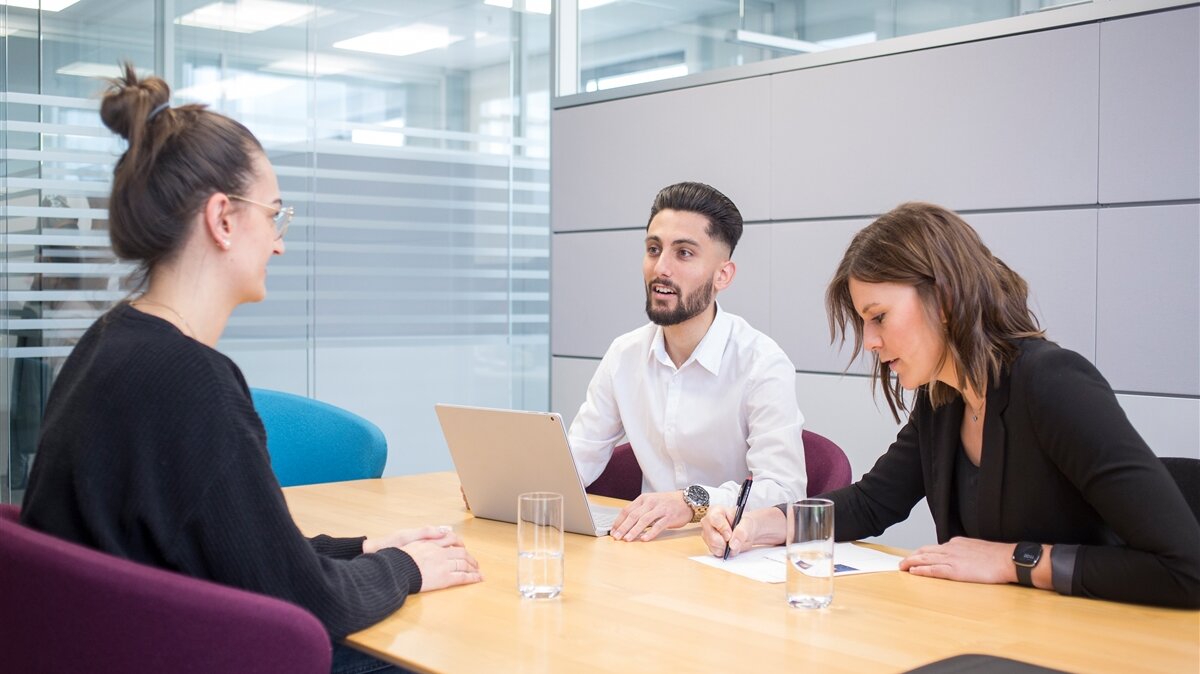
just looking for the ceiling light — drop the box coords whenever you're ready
[0,0,81,11]
[334,24,463,57]
[585,63,688,92]
[816,32,877,49]
[483,0,550,15]
[176,72,293,103]
[263,55,357,77]
[728,29,828,54]
[176,0,314,34]
[352,119,408,148]
[57,62,148,79]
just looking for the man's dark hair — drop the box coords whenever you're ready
[646,181,743,256]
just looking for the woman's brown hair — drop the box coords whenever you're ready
[100,63,262,285]
[826,202,1045,422]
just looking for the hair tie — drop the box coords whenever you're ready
[146,102,170,122]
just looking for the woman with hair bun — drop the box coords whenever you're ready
[701,202,1200,608]
[21,64,481,672]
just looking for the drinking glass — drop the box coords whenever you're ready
[517,492,564,599]
[786,499,834,609]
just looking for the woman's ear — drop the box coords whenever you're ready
[203,192,233,250]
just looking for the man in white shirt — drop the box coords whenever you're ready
[568,181,807,542]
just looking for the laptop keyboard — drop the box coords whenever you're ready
[590,505,620,530]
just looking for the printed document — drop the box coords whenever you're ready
[690,543,903,583]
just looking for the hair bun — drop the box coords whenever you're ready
[99,62,172,141]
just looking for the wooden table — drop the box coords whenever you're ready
[284,472,1200,673]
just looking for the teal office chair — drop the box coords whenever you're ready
[250,388,388,487]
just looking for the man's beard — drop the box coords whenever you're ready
[645,277,714,326]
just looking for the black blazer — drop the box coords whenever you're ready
[824,339,1200,608]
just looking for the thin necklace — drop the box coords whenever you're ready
[132,298,196,339]
[968,399,985,423]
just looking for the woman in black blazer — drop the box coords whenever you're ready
[701,202,1200,608]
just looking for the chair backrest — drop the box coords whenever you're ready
[0,504,331,674]
[802,429,853,497]
[584,430,854,501]
[250,388,388,487]
[586,442,642,501]
[1161,457,1200,524]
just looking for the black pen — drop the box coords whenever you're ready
[723,476,753,560]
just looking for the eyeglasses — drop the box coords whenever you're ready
[228,194,293,240]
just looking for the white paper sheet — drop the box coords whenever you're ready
[690,543,904,584]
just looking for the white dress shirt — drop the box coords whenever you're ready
[567,305,807,509]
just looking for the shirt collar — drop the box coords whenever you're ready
[648,303,733,376]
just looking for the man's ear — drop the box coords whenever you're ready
[203,192,233,249]
[713,259,736,292]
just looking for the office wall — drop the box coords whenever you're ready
[550,6,1200,549]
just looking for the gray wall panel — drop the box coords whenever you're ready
[551,230,646,357]
[551,11,1198,503]
[770,25,1099,219]
[1116,393,1200,460]
[1097,204,1200,395]
[715,223,773,336]
[1099,6,1200,203]
[552,356,601,427]
[770,219,874,374]
[968,209,1098,362]
[551,76,771,232]
[551,225,774,358]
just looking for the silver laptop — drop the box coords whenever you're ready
[434,404,621,537]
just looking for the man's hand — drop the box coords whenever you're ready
[609,490,694,541]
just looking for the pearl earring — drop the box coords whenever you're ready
[222,238,230,248]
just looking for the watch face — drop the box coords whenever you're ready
[1013,542,1042,567]
[685,485,709,508]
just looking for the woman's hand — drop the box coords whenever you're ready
[700,506,786,558]
[899,537,1021,584]
[402,539,483,592]
[363,525,460,555]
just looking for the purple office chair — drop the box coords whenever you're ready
[0,504,331,674]
[586,442,642,500]
[801,429,853,496]
[585,430,853,501]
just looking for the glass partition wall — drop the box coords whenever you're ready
[559,0,1090,96]
[1,0,550,502]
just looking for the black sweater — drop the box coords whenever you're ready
[823,338,1200,608]
[21,304,422,639]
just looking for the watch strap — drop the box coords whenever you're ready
[684,485,709,523]
[1015,560,1035,587]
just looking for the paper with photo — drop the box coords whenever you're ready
[690,543,904,584]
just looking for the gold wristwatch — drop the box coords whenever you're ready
[684,485,710,523]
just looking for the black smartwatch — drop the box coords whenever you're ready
[1012,542,1043,587]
